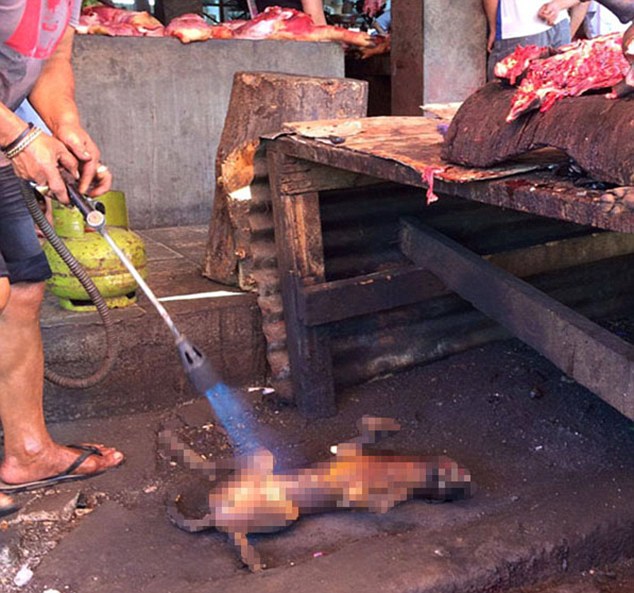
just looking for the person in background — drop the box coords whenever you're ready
[519,0,633,92]
[575,0,632,37]
[577,0,634,91]
[255,0,327,25]
[483,0,581,81]
[0,0,124,516]
[374,0,391,33]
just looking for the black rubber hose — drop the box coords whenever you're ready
[20,181,119,388]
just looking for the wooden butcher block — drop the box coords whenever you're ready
[442,82,634,187]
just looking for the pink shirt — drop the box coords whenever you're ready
[1,0,81,111]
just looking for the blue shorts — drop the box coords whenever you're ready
[487,19,572,81]
[0,165,52,284]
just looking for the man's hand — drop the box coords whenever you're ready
[487,28,496,52]
[538,0,580,25]
[538,1,562,25]
[8,132,78,204]
[55,123,112,197]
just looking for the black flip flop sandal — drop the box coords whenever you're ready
[0,444,112,494]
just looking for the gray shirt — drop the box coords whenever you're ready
[0,0,80,162]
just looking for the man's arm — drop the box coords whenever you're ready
[302,0,327,25]
[28,27,81,149]
[482,0,498,51]
[569,2,589,36]
[29,26,111,196]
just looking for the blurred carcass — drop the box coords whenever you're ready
[159,416,474,571]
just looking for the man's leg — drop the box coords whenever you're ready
[0,276,18,512]
[0,281,123,486]
[0,166,123,489]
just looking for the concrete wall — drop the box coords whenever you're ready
[72,36,345,229]
[424,0,487,104]
[390,0,486,114]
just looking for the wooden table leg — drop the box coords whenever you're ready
[268,148,337,418]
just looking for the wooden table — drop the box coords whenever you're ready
[265,117,634,420]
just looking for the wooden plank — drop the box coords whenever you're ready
[400,219,634,420]
[484,231,634,278]
[438,177,634,234]
[301,231,634,326]
[267,148,337,418]
[275,161,380,195]
[278,117,562,183]
[271,129,634,233]
[301,267,446,325]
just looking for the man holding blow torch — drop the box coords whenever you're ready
[0,0,124,516]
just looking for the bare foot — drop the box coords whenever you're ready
[0,442,124,488]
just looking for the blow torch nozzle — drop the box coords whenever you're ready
[176,336,219,397]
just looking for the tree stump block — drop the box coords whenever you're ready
[203,71,368,399]
[204,71,368,288]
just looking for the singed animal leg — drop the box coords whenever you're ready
[351,416,401,446]
[333,416,401,457]
[158,429,221,481]
[365,490,410,514]
[229,531,263,572]
[358,416,401,441]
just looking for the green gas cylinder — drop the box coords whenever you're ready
[43,191,147,311]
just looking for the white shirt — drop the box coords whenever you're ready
[498,0,568,40]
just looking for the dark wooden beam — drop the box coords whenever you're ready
[273,160,380,195]
[400,219,634,420]
[300,231,634,327]
[267,148,337,418]
[300,267,446,325]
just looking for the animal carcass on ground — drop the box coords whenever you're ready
[159,416,474,571]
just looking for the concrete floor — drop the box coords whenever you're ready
[1,225,632,593]
[1,337,632,593]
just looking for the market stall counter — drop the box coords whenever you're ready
[264,116,634,420]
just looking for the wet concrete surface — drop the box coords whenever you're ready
[0,338,633,593]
